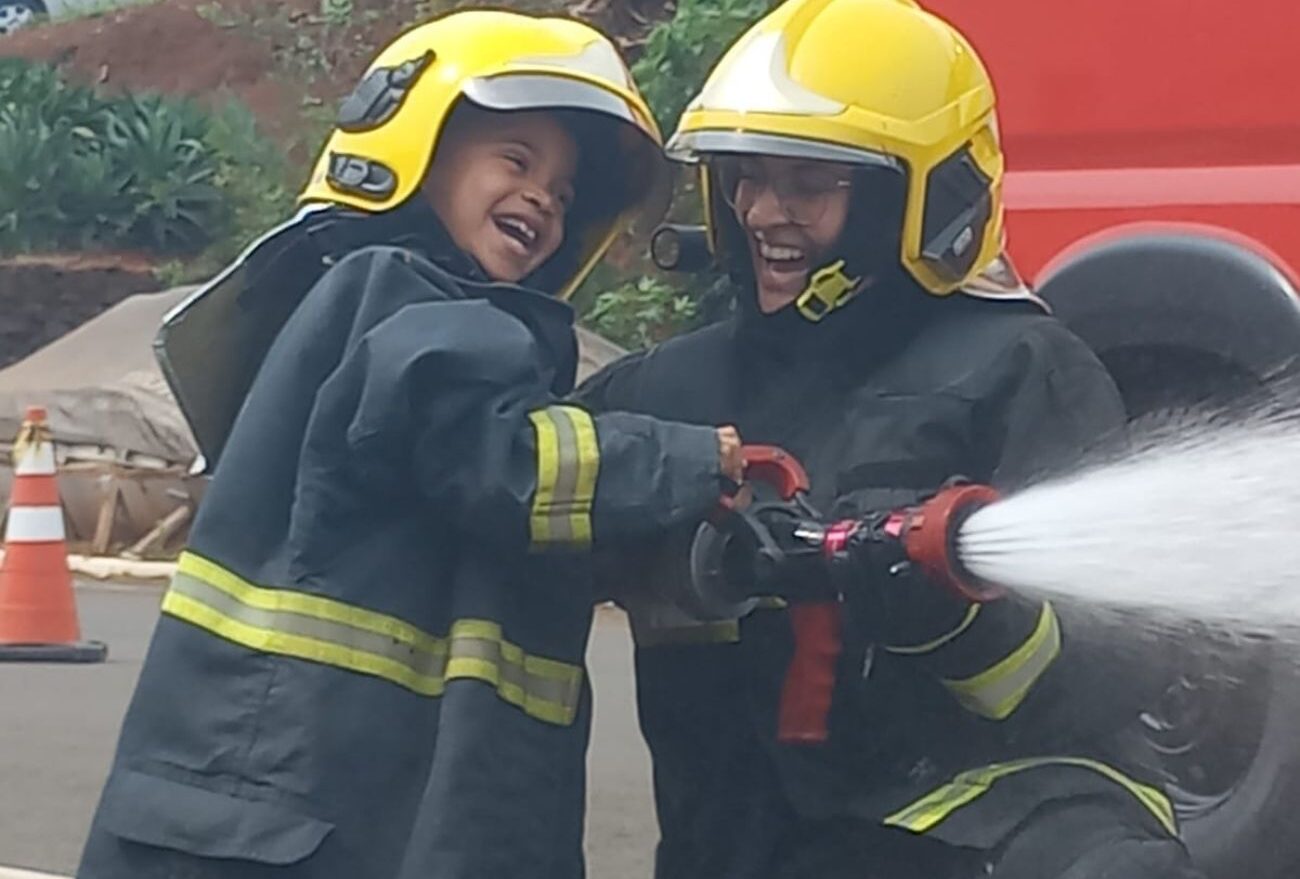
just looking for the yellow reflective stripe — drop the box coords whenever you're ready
[163,553,583,725]
[530,410,560,546]
[884,756,1176,837]
[571,408,599,541]
[528,406,599,549]
[634,619,741,647]
[162,590,448,695]
[885,604,981,656]
[178,553,441,653]
[445,619,583,726]
[942,602,1061,720]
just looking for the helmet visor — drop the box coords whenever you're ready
[668,130,902,171]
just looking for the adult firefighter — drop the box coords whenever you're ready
[576,0,1207,876]
[78,11,741,879]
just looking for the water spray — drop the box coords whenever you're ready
[956,407,1300,630]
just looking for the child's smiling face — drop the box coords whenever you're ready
[423,106,579,284]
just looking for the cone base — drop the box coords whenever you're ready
[0,639,107,663]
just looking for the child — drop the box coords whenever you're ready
[78,12,740,879]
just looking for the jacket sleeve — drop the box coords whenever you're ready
[865,322,1150,734]
[325,297,724,552]
[571,352,720,620]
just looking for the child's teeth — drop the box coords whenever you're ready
[503,218,536,242]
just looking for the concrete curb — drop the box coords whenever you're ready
[0,549,175,582]
[68,554,175,581]
[0,867,73,879]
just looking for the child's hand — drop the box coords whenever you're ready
[716,426,744,484]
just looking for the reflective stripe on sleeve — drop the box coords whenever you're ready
[528,406,600,549]
[162,552,584,725]
[633,619,741,648]
[941,602,1061,720]
[884,756,1177,836]
[884,604,982,656]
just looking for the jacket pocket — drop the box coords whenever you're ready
[95,768,333,865]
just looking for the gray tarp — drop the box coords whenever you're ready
[0,285,626,466]
[0,287,198,464]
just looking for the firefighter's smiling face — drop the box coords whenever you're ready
[424,105,578,284]
[721,155,854,313]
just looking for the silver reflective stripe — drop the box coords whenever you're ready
[885,604,982,656]
[162,552,583,725]
[884,756,1177,836]
[943,602,1062,721]
[546,407,582,543]
[168,572,448,679]
[450,635,583,715]
[529,406,598,548]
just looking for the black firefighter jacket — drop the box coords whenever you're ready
[575,278,1178,879]
[79,237,725,879]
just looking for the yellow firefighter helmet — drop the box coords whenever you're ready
[301,9,670,299]
[669,0,1005,311]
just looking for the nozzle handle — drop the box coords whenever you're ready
[741,445,810,500]
[777,601,842,744]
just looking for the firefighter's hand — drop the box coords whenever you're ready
[716,426,744,484]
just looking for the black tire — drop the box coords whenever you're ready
[1038,227,1300,879]
[0,0,46,36]
[1177,644,1300,877]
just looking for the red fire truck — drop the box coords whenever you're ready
[921,2,1300,875]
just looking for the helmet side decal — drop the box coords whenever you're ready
[920,146,993,286]
[327,153,398,201]
[336,51,435,134]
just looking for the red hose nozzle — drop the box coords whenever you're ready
[898,483,1004,602]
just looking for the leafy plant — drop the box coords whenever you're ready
[631,0,776,133]
[0,58,100,127]
[320,0,354,26]
[0,60,284,261]
[0,103,118,251]
[566,0,774,349]
[100,94,226,251]
[196,96,297,272]
[584,274,699,350]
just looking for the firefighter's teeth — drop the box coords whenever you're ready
[759,242,804,262]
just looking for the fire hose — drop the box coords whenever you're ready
[687,446,1005,744]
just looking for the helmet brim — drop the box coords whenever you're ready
[668,129,902,173]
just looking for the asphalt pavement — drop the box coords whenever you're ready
[0,584,657,877]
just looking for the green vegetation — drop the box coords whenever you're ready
[584,273,698,352]
[0,59,290,265]
[577,0,776,348]
[2,0,777,347]
[631,0,775,134]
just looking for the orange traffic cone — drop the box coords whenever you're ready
[0,407,106,662]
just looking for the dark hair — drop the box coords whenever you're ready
[435,99,631,225]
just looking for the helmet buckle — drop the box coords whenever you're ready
[796,260,860,322]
